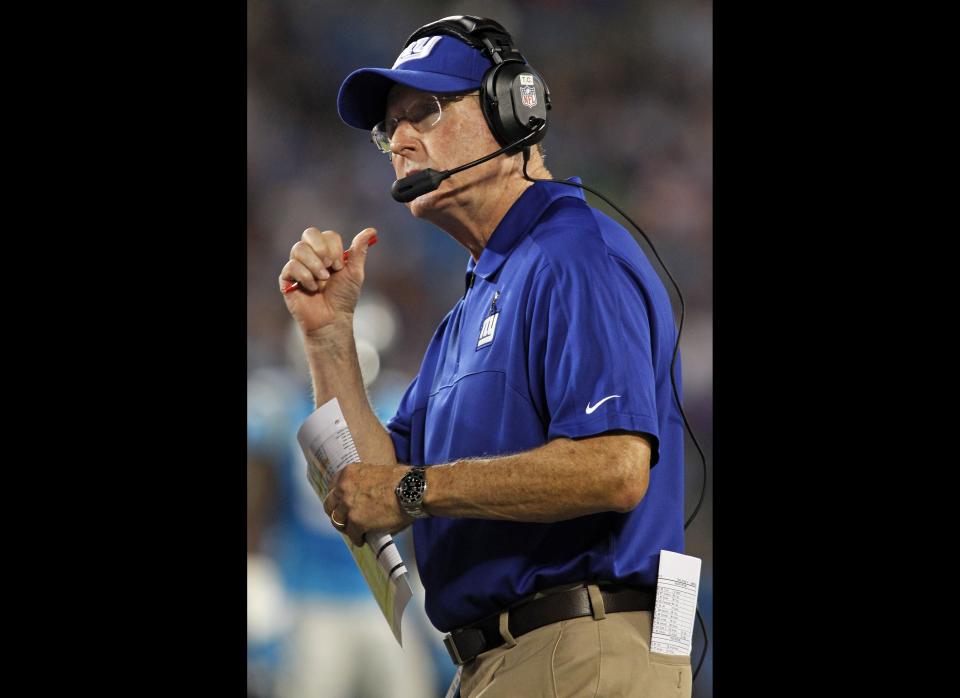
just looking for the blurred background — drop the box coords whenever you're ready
[247,0,712,696]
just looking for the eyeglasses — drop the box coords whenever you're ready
[371,93,479,158]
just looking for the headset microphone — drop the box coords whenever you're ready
[391,170,447,203]
[390,119,546,203]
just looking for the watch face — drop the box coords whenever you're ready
[399,470,425,503]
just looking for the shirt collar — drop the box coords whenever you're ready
[465,178,585,280]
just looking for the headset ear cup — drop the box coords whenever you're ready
[480,63,509,147]
[482,61,549,150]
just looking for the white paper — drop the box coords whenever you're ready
[650,549,701,655]
[443,666,462,698]
[297,397,412,645]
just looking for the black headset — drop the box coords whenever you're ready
[402,15,551,152]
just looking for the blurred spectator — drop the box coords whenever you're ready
[247,365,437,697]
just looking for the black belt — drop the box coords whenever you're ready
[443,584,655,666]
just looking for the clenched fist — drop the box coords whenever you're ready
[322,462,414,547]
[279,226,379,333]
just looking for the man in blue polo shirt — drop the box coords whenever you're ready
[279,15,690,698]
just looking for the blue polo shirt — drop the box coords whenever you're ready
[387,178,685,632]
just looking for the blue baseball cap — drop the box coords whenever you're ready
[337,35,492,131]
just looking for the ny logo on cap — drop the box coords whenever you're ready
[393,36,443,68]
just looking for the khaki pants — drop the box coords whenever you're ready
[460,587,692,698]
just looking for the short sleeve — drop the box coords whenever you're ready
[526,253,662,464]
[385,373,419,464]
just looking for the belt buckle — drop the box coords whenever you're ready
[443,627,486,666]
[443,633,465,666]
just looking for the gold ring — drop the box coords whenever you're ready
[330,512,347,529]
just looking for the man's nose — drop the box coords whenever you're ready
[390,119,419,156]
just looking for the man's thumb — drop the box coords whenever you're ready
[346,228,379,270]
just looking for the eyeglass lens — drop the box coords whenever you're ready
[384,97,441,139]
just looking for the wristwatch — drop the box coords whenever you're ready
[395,467,429,519]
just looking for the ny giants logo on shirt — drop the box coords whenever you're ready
[477,290,501,349]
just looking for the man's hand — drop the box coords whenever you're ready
[322,462,413,547]
[279,227,379,334]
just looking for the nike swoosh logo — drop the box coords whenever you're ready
[585,395,621,414]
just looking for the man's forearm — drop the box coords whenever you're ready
[422,434,650,522]
[303,317,397,465]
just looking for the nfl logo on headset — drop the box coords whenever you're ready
[520,84,537,108]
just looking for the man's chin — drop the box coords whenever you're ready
[406,187,447,218]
